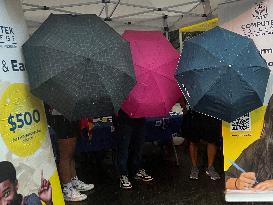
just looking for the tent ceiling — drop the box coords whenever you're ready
[21,0,232,34]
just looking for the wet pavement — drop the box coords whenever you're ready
[68,141,272,205]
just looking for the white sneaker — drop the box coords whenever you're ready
[120,175,132,189]
[63,186,87,202]
[72,176,94,192]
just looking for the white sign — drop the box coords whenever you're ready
[220,0,273,105]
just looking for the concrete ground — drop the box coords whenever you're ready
[68,141,271,205]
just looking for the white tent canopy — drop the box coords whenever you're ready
[21,0,232,34]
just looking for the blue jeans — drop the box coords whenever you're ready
[115,114,145,176]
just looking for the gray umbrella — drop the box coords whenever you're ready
[23,14,136,120]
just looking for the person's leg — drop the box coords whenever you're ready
[130,120,153,182]
[117,124,132,176]
[58,137,87,201]
[67,132,94,192]
[129,121,145,176]
[69,138,77,178]
[206,142,220,180]
[189,142,198,167]
[116,123,133,189]
[189,141,199,180]
[58,138,76,183]
[207,143,217,168]
[51,116,87,201]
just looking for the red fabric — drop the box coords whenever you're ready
[80,118,93,130]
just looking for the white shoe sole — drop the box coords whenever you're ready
[205,171,220,180]
[134,176,154,182]
[64,195,87,202]
[75,184,95,192]
[120,183,132,189]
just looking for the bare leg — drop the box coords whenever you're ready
[207,143,217,167]
[70,138,77,178]
[189,142,198,166]
[58,137,77,183]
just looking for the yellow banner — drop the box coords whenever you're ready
[179,18,219,32]
[222,106,265,171]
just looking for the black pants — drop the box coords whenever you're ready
[114,110,145,176]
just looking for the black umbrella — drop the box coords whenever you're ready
[175,27,270,122]
[23,14,136,120]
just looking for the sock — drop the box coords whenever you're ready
[208,166,214,170]
[71,176,78,181]
[63,182,73,189]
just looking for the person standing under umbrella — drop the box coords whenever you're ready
[113,109,153,189]
[45,105,94,201]
[179,97,221,180]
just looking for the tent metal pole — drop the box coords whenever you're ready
[22,1,100,11]
[116,1,200,10]
[105,2,109,18]
[163,15,169,41]
[109,0,120,18]
[201,0,212,19]
[112,10,155,20]
[112,1,203,17]
[179,32,183,53]
[188,1,202,13]
[98,5,105,16]
[47,1,101,9]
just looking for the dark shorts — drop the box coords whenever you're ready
[47,115,79,139]
[181,110,221,144]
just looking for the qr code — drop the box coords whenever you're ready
[230,113,251,131]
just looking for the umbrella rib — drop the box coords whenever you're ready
[91,60,134,107]
[232,41,266,68]
[26,40,127,63]
[26,44,93,60]
[192,66,227,105]
[234,65,267,102]
[186,41,228,67]
[27,44,133,76]
[227,41,268,101]
[149,71,168,114]
[179,66,221,72]
[90,45,135,76]
[134,59,179,81]
[231,44,260,98]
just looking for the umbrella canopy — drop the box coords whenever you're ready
[175,26,270,122]
[23,14,136,120]
[121,30,182,118]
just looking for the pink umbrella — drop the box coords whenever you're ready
[121,30,182,118]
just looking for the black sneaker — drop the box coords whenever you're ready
[120,175,132,189]
[189,166,199,180]
[206,166,220,180]
[134,169,153,182]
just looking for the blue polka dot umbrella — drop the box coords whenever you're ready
[175,27,270,122]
